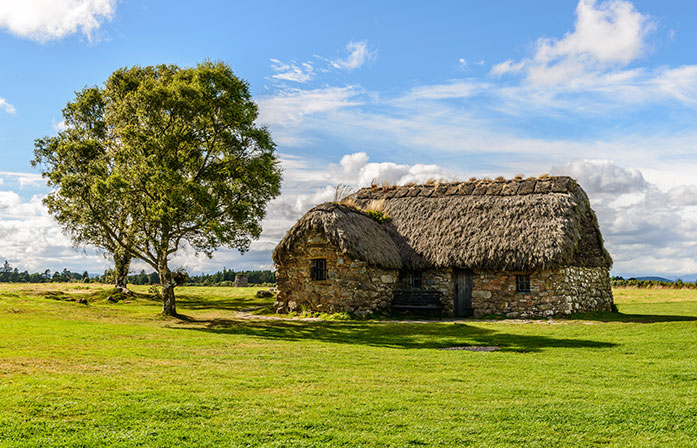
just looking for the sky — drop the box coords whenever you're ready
[1,0,697,279]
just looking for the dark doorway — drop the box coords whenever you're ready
[453,269,474,317]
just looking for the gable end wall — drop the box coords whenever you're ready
[275,231,398,315]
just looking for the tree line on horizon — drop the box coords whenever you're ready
[0,261,275,286]
[610,276,697,289]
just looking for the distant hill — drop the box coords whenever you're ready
[633,276,674,282]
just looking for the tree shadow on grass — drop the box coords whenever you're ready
[566,311,697,323]
[170,318,616,353]
[174,295,273,312]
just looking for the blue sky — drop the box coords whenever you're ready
[1,0,697,278]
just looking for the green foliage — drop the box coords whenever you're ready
[33,61,282,315]
[364,209,390,223]
[0,262,90,283]
[611,277,697,289]
[32,85,134,288]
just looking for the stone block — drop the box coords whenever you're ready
[472,290,492,299]
[380,274,395,283]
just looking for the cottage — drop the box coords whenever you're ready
[273,176,614,318]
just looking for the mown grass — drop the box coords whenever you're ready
[1,285,696,447]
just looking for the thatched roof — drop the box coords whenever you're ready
[273,202,407,268]
[273,176,612,272]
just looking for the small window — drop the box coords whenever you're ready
[410,271,422,288]
[310,259,327,281]
[516,274,531,293]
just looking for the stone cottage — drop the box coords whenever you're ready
[272,176,614,318]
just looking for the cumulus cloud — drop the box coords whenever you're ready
[484,0,697,110]
[269,58,315,83]
[264,152,452,225]
[0,97,15,114]
[667,185,697,206]
[551,159,647,194]
[549,159,697,276]
[330,41,376,71]
[332,152,452,186]
[0,0,117,42]
[0,190,107,272]
[492,0,654,84]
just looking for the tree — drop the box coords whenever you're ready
[33,85,135,292]
[34,61,281,315]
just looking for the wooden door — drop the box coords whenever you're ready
[453,269,473,317]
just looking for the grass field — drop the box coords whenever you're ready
[1,284,696,447]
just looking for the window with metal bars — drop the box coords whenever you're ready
[410,271,422,288]
[310,259,327,281]
[516,274,531,293]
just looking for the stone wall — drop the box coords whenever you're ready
[471,266,613,318]
[394,268,454,313]
[274,231,397,315]
[423,269,454,313]
[276,231,613,318]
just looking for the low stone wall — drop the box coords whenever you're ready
[275,231,397,315]
[472,266,613,318]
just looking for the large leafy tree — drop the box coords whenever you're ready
[34,62,281,315]
[33,86,135,292]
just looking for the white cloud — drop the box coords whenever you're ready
[493,0,654,85]
[331,41,376,71]
[490,59,525,77]
[263,152,452,227]
[333,152,453,186]
[551,159,647,195]
[667,185,697,206]
[269,58,315,83]
[483,0,697,112]
[0,191,110,273]
[268,40,376,88]
[404,81,480,101]
[257,86,362,126]
[0,0,117,42]
[0,97,15,114]
[52,119,67,132]
[0,171,44,189]
[550,159,697,276]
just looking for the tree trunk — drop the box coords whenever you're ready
[113,248,131,293]
[158,260,177,316]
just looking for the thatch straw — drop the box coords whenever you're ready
[273,203,425,269]
[274,176,612,271]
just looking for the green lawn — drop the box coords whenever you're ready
[1,284,696,447]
